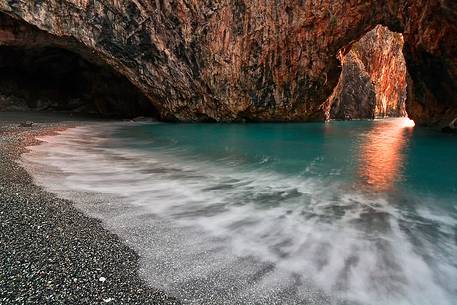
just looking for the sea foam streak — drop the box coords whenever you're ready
[21,122,457,305]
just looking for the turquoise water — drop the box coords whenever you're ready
[23,118,457,305]
[117,119,457,199]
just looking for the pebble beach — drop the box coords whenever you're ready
[0,112,178,304]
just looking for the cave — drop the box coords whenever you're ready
[328,25,408,120]
[0,45,157,118]
[0,2,456,125]
[0,11,159,119]
[0,12,158,119]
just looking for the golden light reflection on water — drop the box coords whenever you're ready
[358,118,414,192]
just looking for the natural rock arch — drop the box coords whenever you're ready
[327,25,407,120]
[0,1,455,125]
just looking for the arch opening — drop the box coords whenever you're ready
[327,25,408,121]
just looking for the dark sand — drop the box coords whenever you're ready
[0,112,179,304]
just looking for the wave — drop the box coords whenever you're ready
[21,123,457,305]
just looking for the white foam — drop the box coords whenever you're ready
[21,123,457,305]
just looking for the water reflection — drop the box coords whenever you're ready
[358,118,414,192]
[23,119,457,305]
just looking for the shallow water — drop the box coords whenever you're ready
[22,118,457,305]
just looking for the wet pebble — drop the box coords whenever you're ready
[0,115,180,304]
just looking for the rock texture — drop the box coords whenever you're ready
[0,1,455,124]
[328,51,378,120]
[328,25,407,120]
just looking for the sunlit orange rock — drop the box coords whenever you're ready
[0,1,455,124]
[328,26,407,120]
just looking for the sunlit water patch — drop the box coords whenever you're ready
[21,118,457,305]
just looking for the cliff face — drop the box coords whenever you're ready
[329,25,407,120]
[0,1,455,125]
[328,51,377,120]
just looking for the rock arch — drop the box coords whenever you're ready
[0,1,455,125]
[327,25,407,120]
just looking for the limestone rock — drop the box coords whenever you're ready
[328,52,377,120]
[328,25,407,120]
[0,1,455,125]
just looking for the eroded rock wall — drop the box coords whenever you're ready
[0,1,455,124]
[401,1,457,126]
[328,51,377,120]
[329,25,407,120]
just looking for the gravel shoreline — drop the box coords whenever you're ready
[0,113,179,304]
